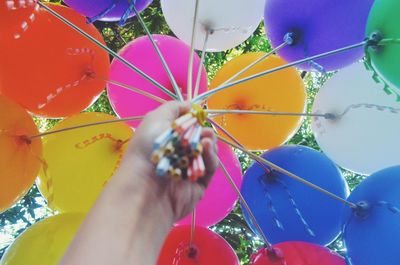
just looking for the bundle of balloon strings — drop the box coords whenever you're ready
[151,105,207,182]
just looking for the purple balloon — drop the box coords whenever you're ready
[264,0,374,71]
[64,0,153,22]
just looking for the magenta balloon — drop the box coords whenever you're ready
[107,35,208,127]
[177,141,242,227]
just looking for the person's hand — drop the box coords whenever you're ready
[123,101,218,222]
[60,102,218,265]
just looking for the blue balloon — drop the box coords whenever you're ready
[241,145,348,245]
[343,166,400,265]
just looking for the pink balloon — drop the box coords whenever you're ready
[107,35,208,127]
[177,141,242,227]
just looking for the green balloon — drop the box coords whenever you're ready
[366,0,400,90]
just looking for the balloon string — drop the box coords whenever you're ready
[131,4,184,101]
[378,38,400,46]
[220,41,289,86]
[118,0,136,26]
[40,157,55,209]
[193,40,369,103]
[25,143,55,210]
[193,29,211,98]
[258,176,285,231]
[97,76,167,104]
[376,201,400,214]
[28,116,143,140]
[208,109,335,119]
[37,2,177,101]
[207,118,272,174]
[187,0,200,101]
[11,3,40,40]
[334,103,400,119]
[217,157,273,250]
[217,135,358,209]
[275,178,315,237]
[86,1,116,24]
[103,137,132,188]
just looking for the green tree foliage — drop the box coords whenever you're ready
[0,1,364,263]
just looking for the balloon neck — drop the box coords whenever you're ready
[284,31,300,46]
[187,245,198,259]
[84,67,96,79]
[114,139,125,151]
[353,201,371,219]
[366,31,384,52]
[284,32,296,46]
[267,247,284,260]
[261,169,279,183]
[324,113,337,120]
[15,135,32,146]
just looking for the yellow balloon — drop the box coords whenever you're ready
[37,112,133,213]
[208,53,306,150]
[1,213,83,265]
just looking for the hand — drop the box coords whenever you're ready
[60,101,218,265]
[124,101,218,222]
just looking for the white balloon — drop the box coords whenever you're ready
[312,63,400,175]
[160,0,265,52]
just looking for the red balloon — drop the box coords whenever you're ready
[157,226,239,265]
[250,242,345,265]
[0,4,109,118]
[0,0,38,41]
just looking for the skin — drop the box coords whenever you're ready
[59,101,218,265]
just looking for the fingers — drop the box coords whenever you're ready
[198,130,218,188]
[147,101,191,122]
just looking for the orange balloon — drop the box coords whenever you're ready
[0,96,42,212]
[207,53,306,150]
[0,4,110,118]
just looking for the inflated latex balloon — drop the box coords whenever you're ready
[177,141,242,227]
[157,226,240,265]
[208,53,306,150]
[0,4,110,118]
[312,63,400,175]
[264,0,374,71]
[107,35,207,127]
[250,242,345,265]
[0,213,83,265]
[0,0,39,40]
[343,166,400,265]
[366,0,400,90]
[64,0,153,22]
[160,0,265,52]
[37,112,133,213]
[0,96,42,213]
[241,145,348,245]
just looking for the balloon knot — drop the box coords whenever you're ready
[283,32,296,46]
[267,247,284,261]
[114,139,129,151]
[353,201,371,219]
[17,135,32,145]
[366,31,383,51]
[261,169,278,183]
[187,245,198,259]
[84,68,96,79]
